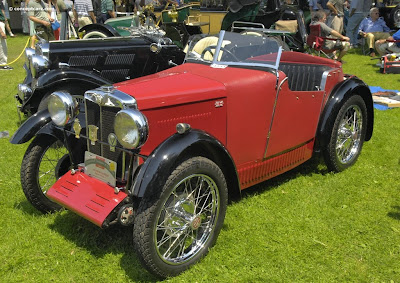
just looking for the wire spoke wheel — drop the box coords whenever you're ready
[155,174,219,264]
[21,136,71,213]
[335,104,363,164]
[133,157,228,278]
[37,141,69,194]
[323,95,367,172]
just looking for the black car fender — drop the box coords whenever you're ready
[132,129,241,199]
[10,110,55,144]
[24,69,111,106]
[79,23,120,37]
[35,68,111,91]
[10,110,87,165]
[10,109,85,145]
[315,76,373,151]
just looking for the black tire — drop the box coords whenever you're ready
[323,95,367,172]
[21,135,71,213]
[389,6,400,30]
[133,157,228,278]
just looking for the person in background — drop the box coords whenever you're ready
[317,0,329,11]
[327,0,345,35]
[50,0,67,40]
[73,0,96,28]
[0,0,11,70]
[375,28,400,56]
[99,0,116,23]
[28,0,55,42]
[92,0,102,23]
[2,0,15,37]
[309,0,323,14]
[21,0,30,34]
[26,0,38,48]
[311,11,350,62]
[346,0,372,48]
[359,7,390,57]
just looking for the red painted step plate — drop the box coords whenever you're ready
[47,170,127,227]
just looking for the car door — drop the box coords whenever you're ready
[265,74,325,158]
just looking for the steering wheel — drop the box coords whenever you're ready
[201,45,240,62]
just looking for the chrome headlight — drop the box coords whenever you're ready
[25,48,35,69]
[30,54,49,78]
[114,109,148,149]
[48,91,79,126]
[17,84,32,100]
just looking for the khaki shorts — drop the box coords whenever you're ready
[325,40,350,52]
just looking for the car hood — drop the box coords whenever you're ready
[114,64,228,110]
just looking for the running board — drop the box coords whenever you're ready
[47,170,127,227]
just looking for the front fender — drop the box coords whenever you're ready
[79,23,120,37]
[315,76,373,151]
[36,68,112,90]
[10,110,54,144]
[22,69,111,108]
[132,130,240,199]
[10,109,86,145]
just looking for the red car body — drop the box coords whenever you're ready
[12,31,373,278]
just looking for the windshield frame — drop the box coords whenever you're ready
[185,30,283,72]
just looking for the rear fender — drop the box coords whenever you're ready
[79,23,120,37]
[132,130,240,200]
[315,77,373,151]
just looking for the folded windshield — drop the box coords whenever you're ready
[185,30,282,70]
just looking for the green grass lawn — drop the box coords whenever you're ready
[0,35,399,282]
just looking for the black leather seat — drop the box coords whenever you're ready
[278,63,332,91]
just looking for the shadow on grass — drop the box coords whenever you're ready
[13,200,47,216]
[388,206,400,221]
[47,212,160,282]
[14,199,157,281]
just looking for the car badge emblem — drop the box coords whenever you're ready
[108,133,118,152]
[73,118,82,139]
[215,100,224,108]
[88,125,98,145]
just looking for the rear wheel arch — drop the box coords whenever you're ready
[315,78,373,152]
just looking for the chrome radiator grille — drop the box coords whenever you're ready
[84,87,138,163]
[85,99,122,162]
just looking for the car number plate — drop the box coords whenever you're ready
[84,151,117,187]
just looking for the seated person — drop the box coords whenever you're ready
[310,11,350,62]
[358,7,391,57]
[375,29,400,56]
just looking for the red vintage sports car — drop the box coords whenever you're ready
[11,30,373,278]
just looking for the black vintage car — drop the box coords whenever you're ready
[16,29,185,118]
[378,0,400,29]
